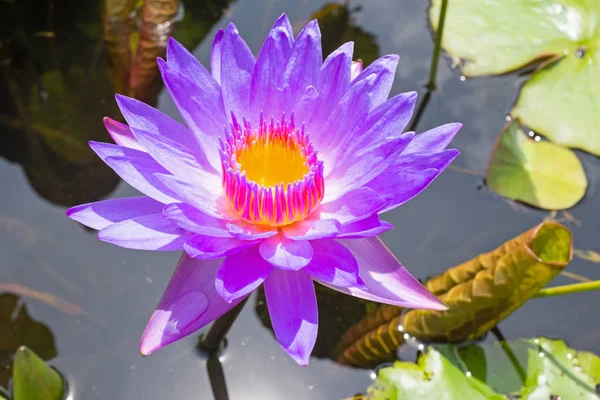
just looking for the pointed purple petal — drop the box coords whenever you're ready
[141,254,245,355]
[156,173,224,219]
[158,57,226,170]
[67,197,163,230]
[163,203,232,237]
[351,54,398,106]
[103,117,144,151]
[318,187,390,224]
[250,14,293,116]
[404,123,462,154]
[220,23,256,118]
[259,233,313,270]
[215,246,272,302]
[184,235,257,260]
[264,268,318,366]
[327,92,417,169]
[319,237,447,310]
[225,221,278,240]
[89,142,179,204]
[211,29,225,83]
[282,20,322,107]
[305,240,364,288]
[367,149,460,213]
[98,213,189,251]
[115,94,217,176]
[281,218,340,240]
[336,214,394,239]
[296,42,353,138]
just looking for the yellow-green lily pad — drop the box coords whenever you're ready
[512,48,600,155]
[429,0,600,77]
[13,346,64,400]
[430,0,600,156]
[367,338,600,400]
[486,120,587,210]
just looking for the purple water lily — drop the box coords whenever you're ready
[67,14,460,365]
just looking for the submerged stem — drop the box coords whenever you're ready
[534,280,600,298]
[427,0,449,91]
[199,297,249,354]
[491,326,526,385]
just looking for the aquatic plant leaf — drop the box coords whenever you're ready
[13,346,64,400]
[486,120,587,210]
[430,0,600,155]
[0,294,57,389]
[366,345,505,400]
[429,0,600,77]
[511,50,600,156]
[336,222,572,367]
[460,338,600,399]
[366,338,600,400]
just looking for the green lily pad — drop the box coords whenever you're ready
[486,120,587,210]
[511,48,600,155]
[13,346,64,400]
[367,345,505,399]
[429,0,600,77]
[430,0,600,156]
[367,338,600,399]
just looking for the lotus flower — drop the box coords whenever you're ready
[67,14,460,365]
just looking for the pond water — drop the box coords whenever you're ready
[1,0,600,399]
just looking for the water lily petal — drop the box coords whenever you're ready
[220,23,256,118]
[103,117,144,151]
[225,221,278,240]
[67,197,164,230]
[215,246,272,302]
[115,94,216,175]
[141,254,245,355]
[211,29,224,83]
[305,240,364,288]
[184,235,257,260]
[368,149,460,213]
[329,92,417,169]
[98,213,189,251]
[404,123,462,154]
[282,19,322,107]
[351,54,399,106]
[319,237,447,310]
[156,173,224,218]
[264,268,318,366]
[319,187,390,224]
[89,142,179,204]
[297,42,353,137]
[281,218,341,240]
[163,203,232,237]
[336,214,394,239]
[324,134,414,202]
[259,233,313,270]
[250,14,293,117]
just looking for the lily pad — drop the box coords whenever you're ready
[429,0,600,77]
[367,338,600,399]
[367,345,505,399]
[486,120,587,210]
[511,49,600,155]
[13,346,64,400]
[430,0,600,155]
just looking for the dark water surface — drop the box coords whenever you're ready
[1,0,600,399]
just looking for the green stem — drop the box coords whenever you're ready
[491,326,526,385]
[426,0,449,91]
[534,280,600,298]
